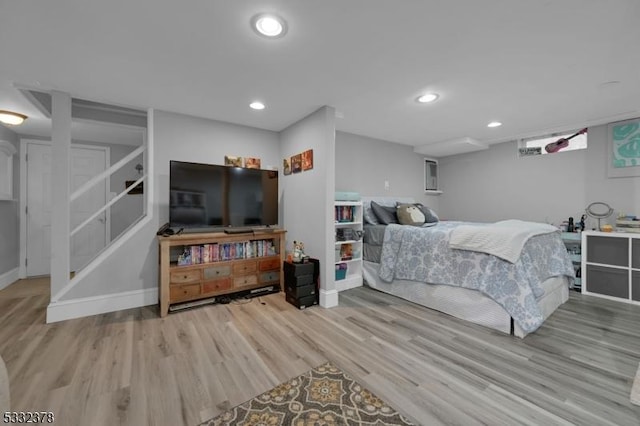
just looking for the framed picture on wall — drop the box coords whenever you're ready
[302,149,313,171]
[244,157,261,169]
[283,158,291,175]
[225,155,242,167]
[291,154,302,173]
[607,118,640,178]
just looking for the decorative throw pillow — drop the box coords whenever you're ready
[396,204,426,226]
[414,203,439,223]
[362,201,379,225]
[371,201,399,225]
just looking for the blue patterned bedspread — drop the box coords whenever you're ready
[379,222,574,333]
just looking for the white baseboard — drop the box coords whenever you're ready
[319,289,339,308]
[46,287,158,323]
[0,268,19,291]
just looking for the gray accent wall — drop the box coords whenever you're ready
[0,125,19,276]
[335,131,440,212]
[439,122,640,228]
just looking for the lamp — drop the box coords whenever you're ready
[135,163,143,174]
[0,110,28,126]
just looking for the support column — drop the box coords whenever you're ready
[49,91,71,301]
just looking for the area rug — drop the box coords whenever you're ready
[200,362,414,425]
[631,362,640,406]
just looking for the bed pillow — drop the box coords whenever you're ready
[396,204,426,226]
[415,203,439,223]
[371,201,399,225]
[362,201,380,225]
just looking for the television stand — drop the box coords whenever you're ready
[157,229,286,317]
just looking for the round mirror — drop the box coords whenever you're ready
[585,202,613,230]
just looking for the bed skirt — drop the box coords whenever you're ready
[362,260,569,338]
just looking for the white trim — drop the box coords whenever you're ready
[46,286,158,323]
[319,288,339,308]
[0,268,19,291]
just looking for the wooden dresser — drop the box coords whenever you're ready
[158,229,286,317]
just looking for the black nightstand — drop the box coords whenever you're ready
[284,259,319,309]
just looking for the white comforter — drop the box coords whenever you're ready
[448,219,559,263]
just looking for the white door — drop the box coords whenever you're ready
[26,142,108,276]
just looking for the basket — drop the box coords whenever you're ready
[335,263,347,280]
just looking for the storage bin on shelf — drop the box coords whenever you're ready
[335,262,347,280]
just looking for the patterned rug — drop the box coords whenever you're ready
[631,363,640,406]
[200,362,414,425]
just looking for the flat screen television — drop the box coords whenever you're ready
[169,160,279,231]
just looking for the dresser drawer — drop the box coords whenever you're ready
[259,271,280,284]
[202,278,232,294]
[233,261,257,275]
[259,257,281,271]
[203,264,231,280]
[170,269,201,284]
[170,283,201,302]
[234,275,258,287]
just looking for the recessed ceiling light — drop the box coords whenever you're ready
[0,110,28,125]
[416,93,439,103]
[487,121,502,128]
[249,101,265,110]
[251,13,287,38]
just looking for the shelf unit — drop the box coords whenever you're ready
[158,229,286,317]
[581,230,640,305]
[561,232,582,289]
[334,201,363,292]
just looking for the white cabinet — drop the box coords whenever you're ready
[561,232,582,289]
[334,201,363,291]
[582,231,640,305]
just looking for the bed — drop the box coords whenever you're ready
[360,197,573,338]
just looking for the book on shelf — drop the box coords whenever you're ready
[175,238,277,266]
[335,205,355,222]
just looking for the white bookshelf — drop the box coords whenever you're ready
[334,201,363,292]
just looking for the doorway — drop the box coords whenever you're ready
[21,140,109,276]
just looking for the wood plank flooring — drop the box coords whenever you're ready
[1,278,639,425]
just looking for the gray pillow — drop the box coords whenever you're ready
[363,201,379,225]
[415,203,439,223]
[371,201,398,225]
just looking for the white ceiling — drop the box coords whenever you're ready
[1,1,639,154]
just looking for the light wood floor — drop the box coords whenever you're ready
[1,278,640,426]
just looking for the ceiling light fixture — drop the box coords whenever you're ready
[416,93,439,103]
[249,101,265,110]
[0,110,28,126]
[487,121,502,128]
[251,13,287,38]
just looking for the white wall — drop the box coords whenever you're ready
[63,109,280,300]
[280,107,336,305]
[335,131,440,211]
[439,122,640,228]
[0,125,19,276]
